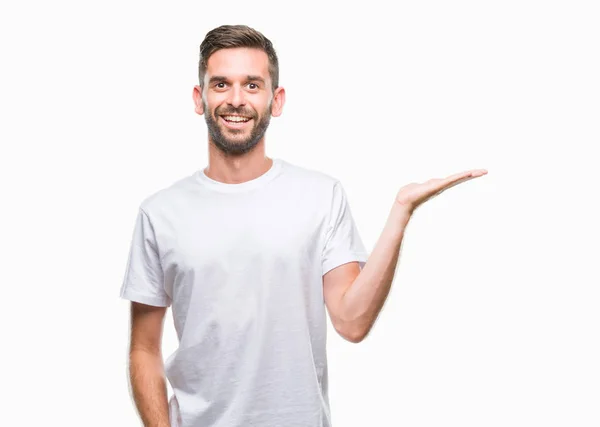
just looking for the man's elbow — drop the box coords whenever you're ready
[332,309,371,343]
[337,325,367,343]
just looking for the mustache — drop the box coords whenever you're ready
[217,107,255,118]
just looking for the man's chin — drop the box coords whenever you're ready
[222,139,251,147]
[213,135,259,152]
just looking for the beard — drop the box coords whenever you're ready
[203,100,272,156]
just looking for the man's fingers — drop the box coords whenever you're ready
[433,169,487,195]
[444,169,487,186]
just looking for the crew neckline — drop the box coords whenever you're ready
[195,158,284,193]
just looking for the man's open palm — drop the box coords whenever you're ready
[396,169,488,214]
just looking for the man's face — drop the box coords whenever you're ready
[193,47,284,156]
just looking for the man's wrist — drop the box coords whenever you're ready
[391,201,412,221]
[385,202,412,236]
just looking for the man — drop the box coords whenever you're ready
[120,24,487,427]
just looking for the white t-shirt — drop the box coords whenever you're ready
[120,158,369,427]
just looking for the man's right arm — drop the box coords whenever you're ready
[127,301,170,427]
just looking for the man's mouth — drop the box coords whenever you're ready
[221,115,251,123]
[220,115,253,129]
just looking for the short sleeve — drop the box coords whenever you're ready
[119,208,171,307]
[322,181,369,276]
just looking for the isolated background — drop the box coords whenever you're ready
[1,0,598,426]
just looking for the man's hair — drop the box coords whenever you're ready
[198,24,279,92]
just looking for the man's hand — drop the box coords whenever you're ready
[395,169,488,214]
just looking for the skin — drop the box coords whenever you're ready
[128,303,170,427]
[191,47,285,184]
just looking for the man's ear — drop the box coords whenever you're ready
[192,85,204,115]
[270,86,286,117]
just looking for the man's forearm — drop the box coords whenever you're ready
[128,349,171,427]
[341,202,412,341]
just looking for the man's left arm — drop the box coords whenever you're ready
[323,202,411,343]
[323,168,487,343]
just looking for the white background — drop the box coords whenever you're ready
[1,0,599,426]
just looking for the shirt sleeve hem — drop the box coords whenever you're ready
[322,251,370,276]
[120,287,171,307]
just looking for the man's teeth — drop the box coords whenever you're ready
[223,116,251,122]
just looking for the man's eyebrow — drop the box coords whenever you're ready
[208,76,228,84]
[246,75,266,84]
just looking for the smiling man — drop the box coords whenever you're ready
[120,24,487,427]
[198,45,279,156]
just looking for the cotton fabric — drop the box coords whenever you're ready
[120,158,369,427]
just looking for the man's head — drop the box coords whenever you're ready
[193,25,285,156]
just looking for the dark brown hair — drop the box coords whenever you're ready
[198,25,279,92]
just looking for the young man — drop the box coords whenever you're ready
[120,25,487,427]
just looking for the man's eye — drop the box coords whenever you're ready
[248,83,258,89]
[216,82,226,88]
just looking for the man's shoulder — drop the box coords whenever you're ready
[138,171,198,215]
[280,158,340,189]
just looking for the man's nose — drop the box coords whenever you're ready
[227,85,245,108]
